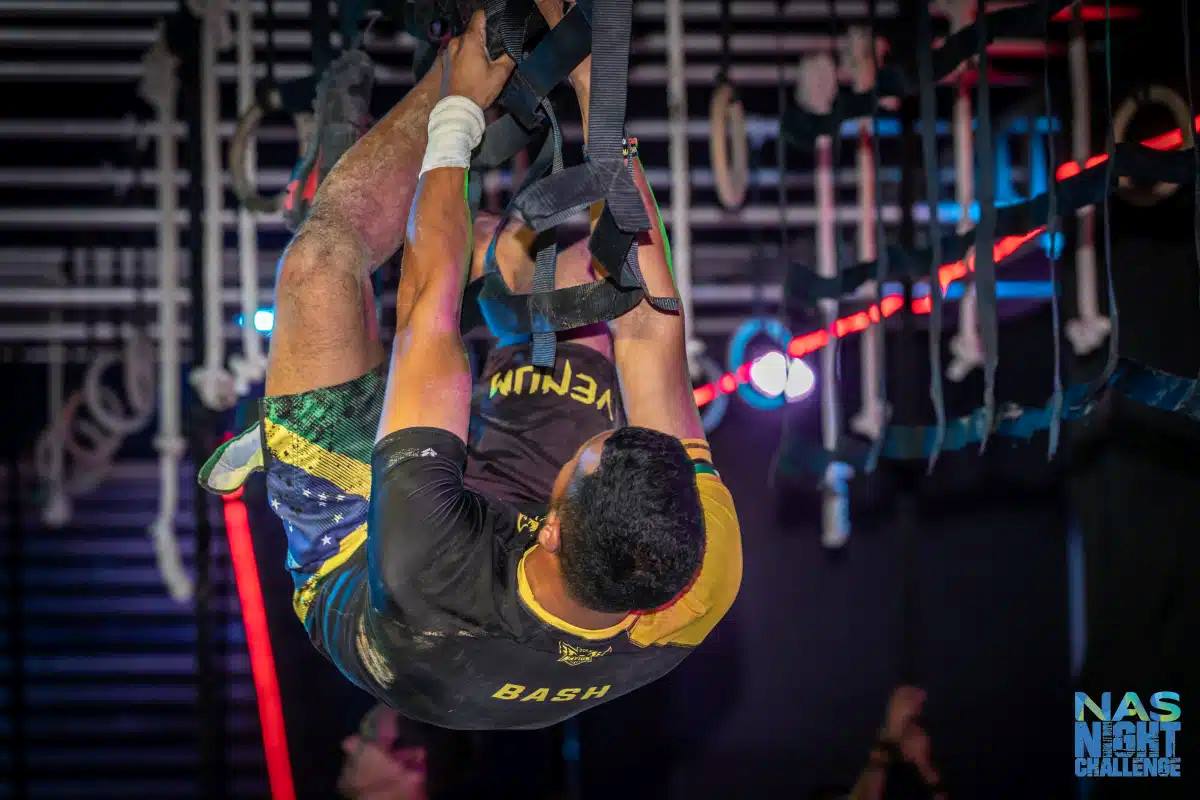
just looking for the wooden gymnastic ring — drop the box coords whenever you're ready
[709,81,749,211]
[229,88,313,214]
[1113,84,1194,208]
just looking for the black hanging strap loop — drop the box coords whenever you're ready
[475,0,660,368]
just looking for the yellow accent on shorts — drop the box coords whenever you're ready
[263,419,372,499]
[292,522,368,621]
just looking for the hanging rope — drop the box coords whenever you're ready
[709,0,748,209]
[1182,0,1200,399]
[229,0,316,214]
[974,3,1000,448]
[1042,0,1064,458]
[916,0,947,468]
[862,0,891,471]
[1098,0,1121,386]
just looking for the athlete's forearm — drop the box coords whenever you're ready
[395,167,472,331]
[610,158,705,441]
[302,58,445,270]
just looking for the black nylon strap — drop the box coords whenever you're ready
[916,0,946,468]
[931,0,1072,77]
[1183,0,1200,403]
[1099,1,1121,387]
[974,4,1000,448]
[472,113,546,171]
[500,2,592,128]
[781,0,1074,151]
[776,357,1200,475]
[779,68,908,151]
[530,96,566,365]
[473,0,659,366]
[1041,0,1063,459]
[784,145,1199,305]
[865,0,891,472]
[478,275,645,334]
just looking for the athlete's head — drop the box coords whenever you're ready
[542,427,705,613]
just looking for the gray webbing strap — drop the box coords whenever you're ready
[1099,2,1121,387]
[865,0,891,473]
[974,7,1000,448]
[480,0,666,367]
[1041,0,1063,459]
[917,0,947,469]
[530,95,566,365]
[1183,0,1200,403]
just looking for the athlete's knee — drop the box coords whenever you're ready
[280,210,370,286]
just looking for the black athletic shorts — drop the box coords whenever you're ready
[463,341,623,507]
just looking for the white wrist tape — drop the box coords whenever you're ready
[419,95,486,178]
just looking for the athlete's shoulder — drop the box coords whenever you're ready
[628,438,742,648]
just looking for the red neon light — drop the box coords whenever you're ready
[1051,5,1141,22]
[1055,115,1200,180]
[222,494,297,800]
[834,311,871,338]
[693,383,716,406]
[692,109,1194,409]
[788,329,830,357]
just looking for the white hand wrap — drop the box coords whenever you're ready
[419,95,486,178]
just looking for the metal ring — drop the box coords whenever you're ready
[229,90,311,213]
[726,317,794,411]
[709,81,749,210]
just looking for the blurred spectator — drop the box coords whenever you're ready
[339,704,485,800]
[339,704,431,800]
[811,686,947,800]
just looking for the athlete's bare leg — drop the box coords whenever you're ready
[265,59,444,397]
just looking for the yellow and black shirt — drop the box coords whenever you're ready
[304,427,741,731]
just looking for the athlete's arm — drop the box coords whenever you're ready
[376,14,513,443]
[540,0,704,442]
[607,160,706,442]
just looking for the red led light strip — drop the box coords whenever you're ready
[693,108,1199,409]
[1050,4,1141,22]
[222,490,297,800]
[693,228,1044,407]
[1055,115,1200,180]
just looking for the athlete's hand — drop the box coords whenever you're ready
[880,686,942,789]
[446,10,514,110]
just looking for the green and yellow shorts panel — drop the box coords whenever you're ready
[198,368,385,622]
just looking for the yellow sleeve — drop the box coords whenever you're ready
[628,440,742,647]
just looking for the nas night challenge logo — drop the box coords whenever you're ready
[1074,691,1181,778]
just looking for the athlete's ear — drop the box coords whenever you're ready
[539,513,562,553]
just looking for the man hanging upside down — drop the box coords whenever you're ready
[201,5,741,730]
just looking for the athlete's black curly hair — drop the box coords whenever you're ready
[556,426,705,613]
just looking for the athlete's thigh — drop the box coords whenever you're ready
[266,254,386,397]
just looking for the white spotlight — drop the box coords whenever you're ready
[252,308,275,333]
[785,358,816,401]
[748,351,788,398]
